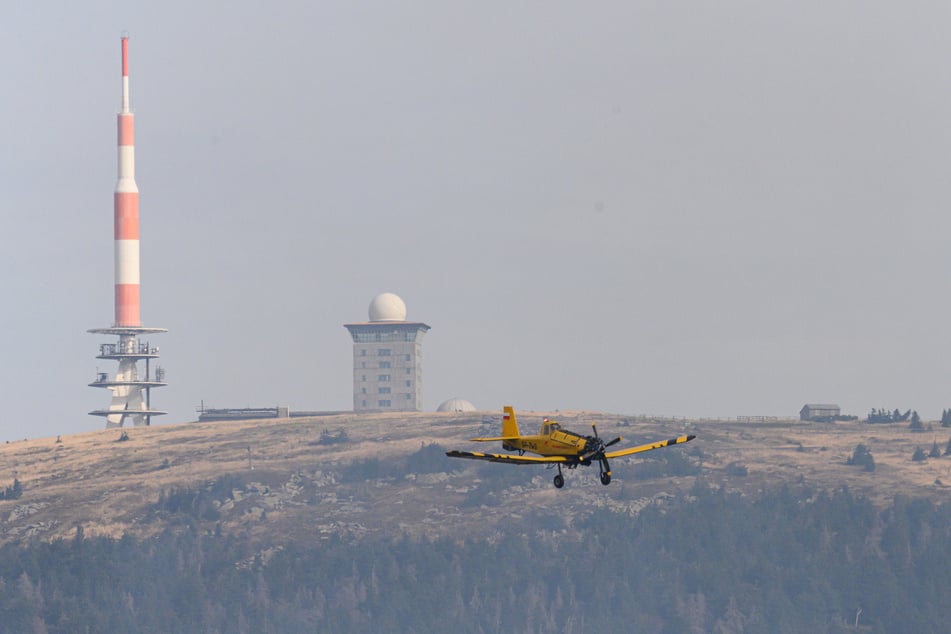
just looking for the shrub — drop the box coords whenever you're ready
[406,442,458,475]
[725,462,748,477]
[848,444,876,472]
[317,429,349,445]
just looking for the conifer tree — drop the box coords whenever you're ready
[848,444,876,472]
[0,479,21,501]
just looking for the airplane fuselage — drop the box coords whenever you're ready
[503,422,595,460]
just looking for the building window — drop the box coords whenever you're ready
[406,380,411,387]
[378,387,391,394]
[378,400,391,407]
[361,362,366,368]
[353,332,416,343]
[380,361,391,368]
[405,354,411,361]
[362,400,367,407]
[379,349,391,356]
[406,368,411,375]
[378,374,390,382]
[361,388,366,394]
[405,394,412,400]
[361,375,366,381]
[360,350,366,356]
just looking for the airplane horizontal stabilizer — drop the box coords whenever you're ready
[467,436,522,442]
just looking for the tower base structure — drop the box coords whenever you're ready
[89,325,167,427]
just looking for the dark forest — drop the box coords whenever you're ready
[1,482,948,633]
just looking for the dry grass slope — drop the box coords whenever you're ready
[1,411,949,546]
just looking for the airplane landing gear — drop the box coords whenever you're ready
[599,457,612,486]
[553,464,565,488]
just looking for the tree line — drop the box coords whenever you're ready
[2,482,951,632]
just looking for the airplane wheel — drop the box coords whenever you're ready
[553,474,565,489]
[600,473,611,486]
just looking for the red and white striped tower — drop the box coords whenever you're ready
[89,36,167,428]
[115,35,140,327]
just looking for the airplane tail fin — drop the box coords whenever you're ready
[502,406,521,438]
[468,407,523,445]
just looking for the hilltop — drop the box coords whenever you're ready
[1,410,949,546]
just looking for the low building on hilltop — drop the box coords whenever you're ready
[800,403,841,422]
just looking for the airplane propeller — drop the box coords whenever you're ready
[593,424,622,448]
[581,424,622,462]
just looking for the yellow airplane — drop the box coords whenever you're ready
[446,406,696,489]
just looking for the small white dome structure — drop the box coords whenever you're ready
[368,292,407,322]
[437,398,476,413]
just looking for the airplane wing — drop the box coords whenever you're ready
[604,434,695,459]
[446,450,569,464]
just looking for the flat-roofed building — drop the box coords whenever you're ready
[344,293,430,412]
[800,403,840,421]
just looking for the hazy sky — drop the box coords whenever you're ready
[4,1,951,441]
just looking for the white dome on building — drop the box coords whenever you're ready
[437,398,477,413]
[368,292,407,322]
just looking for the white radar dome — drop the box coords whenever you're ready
[437,398,477,413]
[368,292,407,322]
